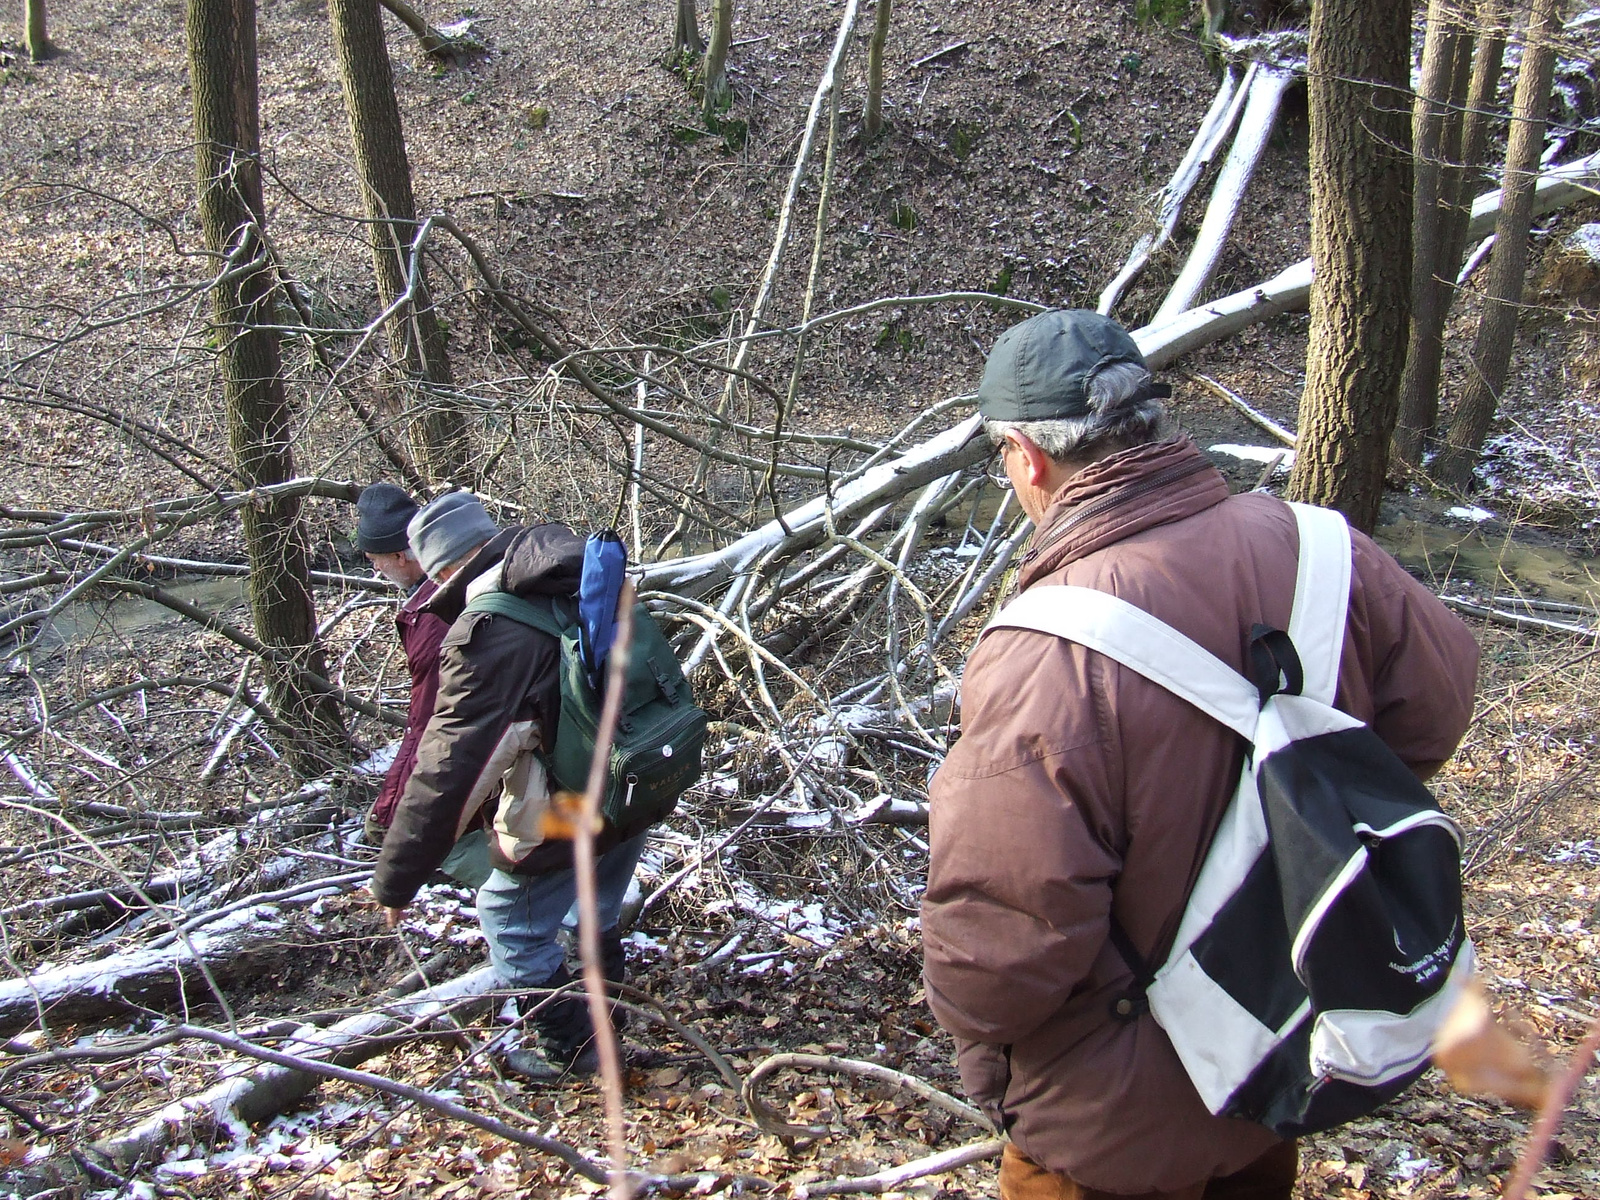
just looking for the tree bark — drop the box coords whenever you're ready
[701,0,732,121]
[1287,0,1413,533]
[863,0,891,140]
[328,0,468,484]
[24,0,49,61]
[1392,0,1474,466]
[186,0,346,774]
[674,0,704,57]
[1149,65,1295,327]
[1445,0,1511,248]
[1433,0,1564,491]
[1393,0,1511,466]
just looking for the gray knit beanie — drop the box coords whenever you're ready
[407,493,499,578]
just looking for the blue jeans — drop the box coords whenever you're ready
[476,832,648,988]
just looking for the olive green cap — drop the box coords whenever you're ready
[977,309,1149,421]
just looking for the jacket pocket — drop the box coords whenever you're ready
[956,1039,1012,1133]
[491,748,551,863]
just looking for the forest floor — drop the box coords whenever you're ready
[1,0,1600,1195]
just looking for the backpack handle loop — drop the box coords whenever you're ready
[1247,624,1304,706]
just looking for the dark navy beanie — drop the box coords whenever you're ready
[356,483,419,554]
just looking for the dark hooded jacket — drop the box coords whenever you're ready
[370,524,629,908]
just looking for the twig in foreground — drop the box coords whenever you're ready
[743,1051,995,1140]
[572,583,638,1200]
[795,1137,1005,1198]
[1503,1014,1600,1200]
[127,1024,611,1183]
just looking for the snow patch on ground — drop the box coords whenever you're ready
[704,879,847,968]
[1447,505,1495,522]
[1389,1152,1435,1182]
[1550,840,1600,866]
[396,882,483,944]
[1476,427,1599,527]
[201,1101,366,1177]
[354,742,400,776]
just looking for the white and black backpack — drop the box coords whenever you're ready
[986,501,1473,1137]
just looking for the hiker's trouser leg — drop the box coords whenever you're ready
[997,1141,1297,1200]
[477,832,650,988]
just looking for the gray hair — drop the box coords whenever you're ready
[983,360,1170,462]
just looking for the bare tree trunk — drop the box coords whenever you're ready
[863,0,891,140]
[1393,0,1511,466]
[1446,0,1511,237]
[186,0,347,775]
[1288,0,1414,533]
[328,0,469,484]
[1392,0,1474,466]
[24,0,49,61]
[673,0,704,57]
[1433,0,1564,491]
[701,0,732,121]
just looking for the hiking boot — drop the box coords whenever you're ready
[500,1040,599,1082]
[501,966,598,1083]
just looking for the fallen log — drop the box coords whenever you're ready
[0,907,292,1035]
[1139,149,1600,360]
[1099,66,1248,317]
[0,874,197,922]
[90,966,501,1170]
[1151,64,1297,326]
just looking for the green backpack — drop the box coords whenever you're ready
[462,591,707,831]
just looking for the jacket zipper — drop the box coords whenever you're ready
[1022,456,1210,569]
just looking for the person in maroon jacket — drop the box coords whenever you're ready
[356,483,489,888]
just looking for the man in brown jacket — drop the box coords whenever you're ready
[372,494,651,1082]
[921,310,1479,1200]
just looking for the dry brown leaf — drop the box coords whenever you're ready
[1433,977,1552,1109]
[0,1141,29,1168]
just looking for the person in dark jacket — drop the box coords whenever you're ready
[356,484,489,889]
[921,311,1480,1200]
[370,493,649,1082]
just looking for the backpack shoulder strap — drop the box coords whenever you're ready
[462,591,570,640]
[1283,502,1352,706]
[985,585,1259,741]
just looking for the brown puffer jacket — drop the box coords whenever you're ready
[371,523,631,909]
[922,438,1479,1194]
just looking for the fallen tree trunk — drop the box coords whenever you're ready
[1135,146,1600,364]
[1150,64,1297,326]
[637,415,991,600]
[1099,65,1249,316]
[90,966,500,1169]
[375,0,482,57]
[0,907,291,1035]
